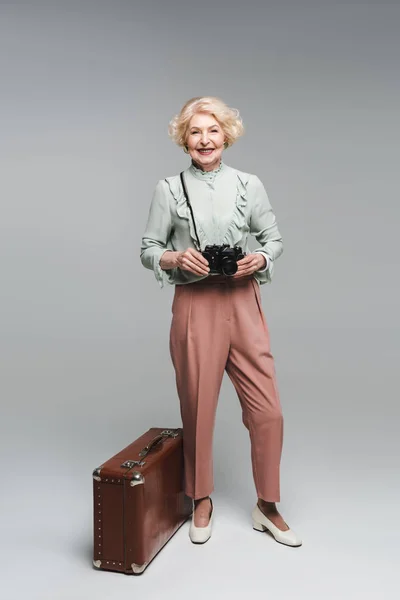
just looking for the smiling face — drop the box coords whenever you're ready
[185,112,226,171]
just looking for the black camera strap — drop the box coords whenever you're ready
[179,171,202,250]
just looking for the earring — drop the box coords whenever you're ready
[183,145,189,153]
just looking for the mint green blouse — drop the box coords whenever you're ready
[140,160,283,288]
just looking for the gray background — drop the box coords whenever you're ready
[1,1,399,598]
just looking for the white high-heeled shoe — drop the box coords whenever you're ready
[189,497,213,544]
[251,504,302,547]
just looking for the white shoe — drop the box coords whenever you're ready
[189,497,213,544]
[251,504,302,547]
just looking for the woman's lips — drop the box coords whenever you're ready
[197,149,214,155]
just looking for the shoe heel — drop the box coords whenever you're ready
[252,519,265,532]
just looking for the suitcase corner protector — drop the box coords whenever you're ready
[130,471,145,486]
[131,562,148,574]
[93,559,102,568]
[92,467,102,481]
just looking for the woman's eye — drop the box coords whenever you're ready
[190,130,218,134]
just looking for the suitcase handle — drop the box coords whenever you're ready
[120,429,179,468]
[138,429,179,458]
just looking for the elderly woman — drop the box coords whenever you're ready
[140,96,302,547]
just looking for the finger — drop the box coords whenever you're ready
[237,256,252,265]
[236,259,258,272]
[189,249,210,267]
[233,261,258,277]
[181,255,209,275]
[233,268,248,278]
[192,254,210,270]
[187,253,210,273]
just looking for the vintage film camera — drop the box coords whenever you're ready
[201,244,246,276]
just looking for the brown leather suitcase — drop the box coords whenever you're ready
[92,427,192,575]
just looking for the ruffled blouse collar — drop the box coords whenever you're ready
[189,159,226,182]
[163,163,250,252]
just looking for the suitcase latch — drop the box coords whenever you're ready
[160,429,179,437]
[120,459,146,469]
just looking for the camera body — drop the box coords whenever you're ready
[201,244,246,276]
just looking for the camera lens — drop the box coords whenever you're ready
[221,257,237,276]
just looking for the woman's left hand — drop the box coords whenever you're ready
[232,253,266,278]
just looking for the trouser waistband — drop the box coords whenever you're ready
[185,274,255,287]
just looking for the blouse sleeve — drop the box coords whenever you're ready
[249,175,283,284]
[255,251,270,272]
[140,179,176,288]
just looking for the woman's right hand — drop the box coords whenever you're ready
[176,248,210,276]
[160,248,209,276]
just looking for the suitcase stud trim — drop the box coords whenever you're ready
[130,471,145,486]
[131,562,148,574]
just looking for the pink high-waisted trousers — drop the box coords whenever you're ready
[169,273,284,502]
